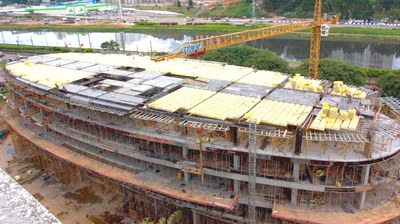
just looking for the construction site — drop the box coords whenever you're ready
[0,0,400,223]
[0,50,399,223]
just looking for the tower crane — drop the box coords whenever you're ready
[151,0,338,80]
[151,1,337,222]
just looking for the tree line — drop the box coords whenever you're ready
[261,0,400,21]
[199,45,400,98]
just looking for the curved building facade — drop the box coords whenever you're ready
[2,53,400,223]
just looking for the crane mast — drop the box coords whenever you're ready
[309,0,322,79]
[150,1,329,221]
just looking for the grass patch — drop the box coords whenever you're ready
[0,43,96,54]
[297,27,400,37]
[1,24,399,38]
[202,0,267,18]
[0,23,266,35]
[133,5,200,17]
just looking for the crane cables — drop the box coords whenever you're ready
[293,0,307,18]
[271,0,295,15]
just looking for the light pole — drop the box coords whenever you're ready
[16,36,20,54]
[30,36,35,54]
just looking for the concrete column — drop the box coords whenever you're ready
[78,167,85,182]
[182,146,189,183]
[233,155,240,193]
[184,171,189,183]
[182,146,188,159]
[293,162,300,182]
[360,165,371,209]
[291,161,300,205]
[192,210,198,224]
[291,189,298,205]
[154,198,160,215]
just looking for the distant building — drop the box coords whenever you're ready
[14,3,117,15]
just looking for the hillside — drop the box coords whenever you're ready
[202,0,267,18]
[260,0,399,20]
[201,0,399,20]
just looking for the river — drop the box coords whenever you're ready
[1,30,399,70]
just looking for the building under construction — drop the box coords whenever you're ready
[2,53,400,223]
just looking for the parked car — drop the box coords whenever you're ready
[0,52,4,58]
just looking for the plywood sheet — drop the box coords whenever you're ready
[149,87,216,113]
[238,70,288,87]
[245,100,312,126]
[199,65,253,82]
[168,60,220,78]
[6,62,95,88]
[189,92,260,120]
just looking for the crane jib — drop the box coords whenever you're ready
[181,43,203,54]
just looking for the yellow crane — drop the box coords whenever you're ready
[151,0,339,79]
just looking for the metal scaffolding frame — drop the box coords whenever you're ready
[179,119,230,132]
[248,120,257,223]
[238,127,293,139]
[304,131,368,143]
[130,110,175,123]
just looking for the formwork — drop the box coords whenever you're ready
[1,53,400,223]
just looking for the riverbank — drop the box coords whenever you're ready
[0,23,265,34]
[294,26,400,42]
[1,23,400,40]
[277,32,400,43]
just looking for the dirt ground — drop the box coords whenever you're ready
[0,123,124,224]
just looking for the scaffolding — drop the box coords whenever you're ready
[2,54,400,224]
[248,120,257,223]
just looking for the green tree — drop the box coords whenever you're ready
[296,59,365,86]
[100,40,120,51]
[200,45,289,72]
[387,8,400,21]
[243,52,289,72]
[177,0,181,7]
[378,70,400,98]
[188,0,193,8]
[260,0,399,19]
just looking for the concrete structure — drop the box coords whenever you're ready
[1,53,400,223]
[8,3,117,15]
[0,168,61,224]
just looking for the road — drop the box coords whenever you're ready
[2,10,399,28]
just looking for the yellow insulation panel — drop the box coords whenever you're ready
[6,62,95,88]
[47,53,175,71]
[331,85,367,99]
[200,65,253,82]
[131,57,175,72]
[189,93,260,120]
[238,71,288,87]
[149,87,216,113]
[309,109,360,131]
[168,60,221,78]
[284,74,323,93]
[245,100,312,127]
